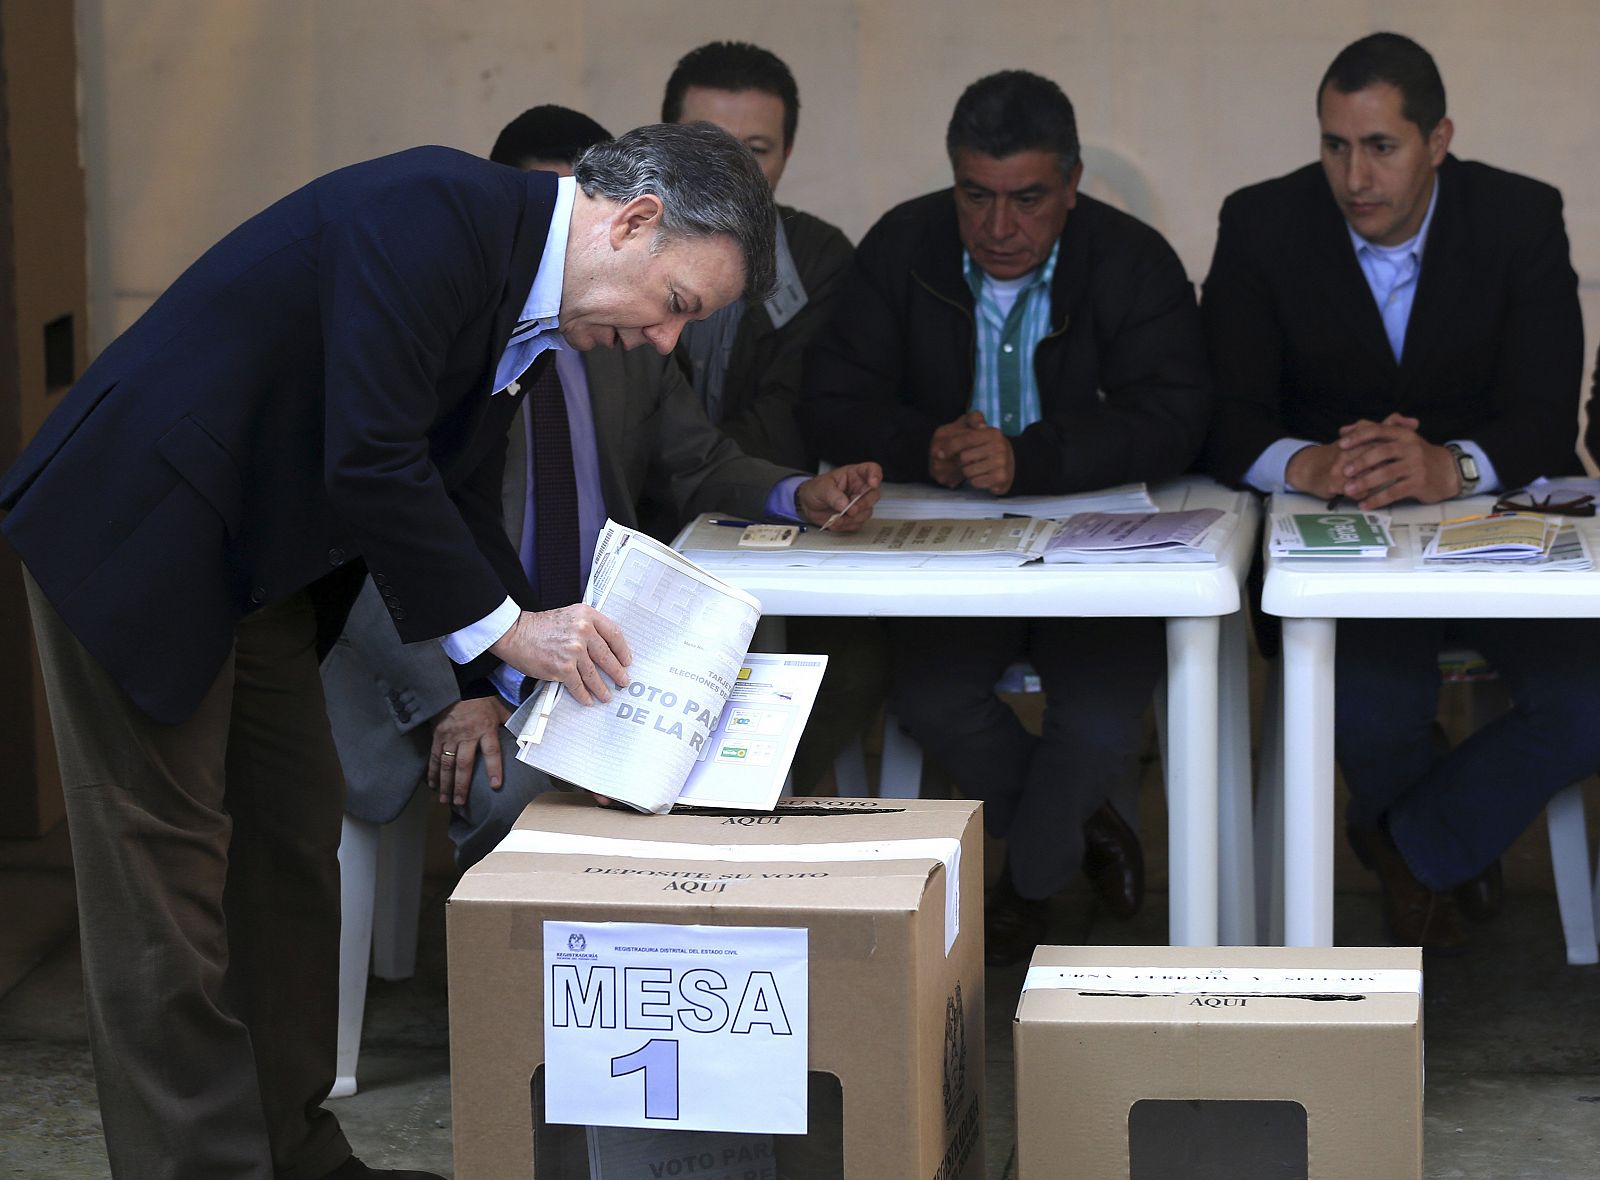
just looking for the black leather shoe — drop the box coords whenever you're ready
[1081,803,1144,920]
[321,1157,445,1180]
[1453,858,1504,923]
[985,876,1051,967]
[1352,827,1468,955]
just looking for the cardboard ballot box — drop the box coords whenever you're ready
[1014,946,1422,1180]
[448,793,986,1179]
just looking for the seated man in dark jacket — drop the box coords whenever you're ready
[800,70,1212,964]
[1204,32,1600,952]
[660,40,889,796]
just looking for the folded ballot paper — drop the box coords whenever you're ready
[1269,512,1393,558]
[507,520,825,814]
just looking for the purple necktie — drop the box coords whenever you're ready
[528,355,581,610]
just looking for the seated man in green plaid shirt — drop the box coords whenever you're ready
[799,70,1212,964]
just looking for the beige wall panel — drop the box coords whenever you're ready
[77,1,1600,462]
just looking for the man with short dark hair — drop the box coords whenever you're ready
[660,41,851,469]
[490,103,612,169]
[0,122,875,1179]
[661,41,887,798]
[1204,32,1600,952]
[802,70,1212,964]
[323,106,879,867]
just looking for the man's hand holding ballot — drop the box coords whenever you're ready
[489,605,634,706]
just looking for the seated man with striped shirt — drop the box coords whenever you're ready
[800,71,1212,964]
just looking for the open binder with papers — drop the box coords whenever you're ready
[677,506,1233,569]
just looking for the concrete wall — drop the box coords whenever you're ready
[76,0,1600,446]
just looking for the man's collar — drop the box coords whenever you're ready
[1346,172,1440,261]
[520,175,576,329]
[962,239,1061,298]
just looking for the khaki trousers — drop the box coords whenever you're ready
[26,572,351,1180]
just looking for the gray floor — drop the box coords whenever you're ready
[3,745,1599,1178]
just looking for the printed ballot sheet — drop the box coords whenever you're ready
[545,921,808,1134]
[584,1126,776,1180]
[677,653,828,810]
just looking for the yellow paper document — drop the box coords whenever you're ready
[1423,512,1556,561]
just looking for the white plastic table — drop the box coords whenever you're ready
[1261,492,1600,945]
[676,476,1261,947]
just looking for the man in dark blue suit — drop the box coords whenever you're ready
[0,123,867,1180]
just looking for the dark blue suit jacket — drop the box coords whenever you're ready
[1202,155,1585,487]
[0,146,557,723]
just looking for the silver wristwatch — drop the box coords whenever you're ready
[1445,443,1480,496]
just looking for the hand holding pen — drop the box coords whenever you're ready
[795,462,882,533]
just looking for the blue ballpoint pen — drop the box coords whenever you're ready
[707,518,806,531]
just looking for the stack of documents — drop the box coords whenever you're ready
[679,515,1058,568]
[1041,508,1227,564]
[1417,514,1592,571]
[1422,513,1557,561]
[1269,512,1393,558]
[869,480,1157,520]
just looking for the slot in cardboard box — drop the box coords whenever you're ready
[448,793,985,1179]
[1015,946,1422,1180]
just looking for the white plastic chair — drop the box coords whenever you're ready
[831,710,924,799]
[331,782,432,1098]
[830,661,1035,799]
[1443,648,1599,966]
[1254,651,1599,965]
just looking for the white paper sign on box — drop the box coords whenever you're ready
[543,920,809,1134]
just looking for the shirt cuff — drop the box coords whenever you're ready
[766,475,806,521]
[491,661,531,707]
[1244,438,1320,494]
[440,596,519,665]
[1447,440,1501,495]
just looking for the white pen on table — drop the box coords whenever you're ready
[820,487,870,532]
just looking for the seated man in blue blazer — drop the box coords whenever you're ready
[323,106,877,868]
[0,124,875,1180]
[1203,32,1600,952]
